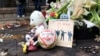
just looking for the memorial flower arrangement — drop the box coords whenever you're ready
[46,0,71,21]
[46,0,100,28]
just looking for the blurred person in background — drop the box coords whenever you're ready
[16,0,26,17]
[32,0,41,11]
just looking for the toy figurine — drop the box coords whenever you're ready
[24,32,38,53]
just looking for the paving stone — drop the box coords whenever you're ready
[12,14,17,18]
[0,14,4,18]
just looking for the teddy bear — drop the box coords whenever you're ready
[23,10,47,53]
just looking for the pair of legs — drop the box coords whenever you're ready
[33,0,41,11]
[17,4,25,17]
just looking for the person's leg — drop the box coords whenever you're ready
[21,4,25,17]
[34,0,37,10]
[34,0,41,11]
[61,35,63,40]
[17,5,21,17]
[20,5,22,17]
[62,36,64,40]
[37,0,41,11]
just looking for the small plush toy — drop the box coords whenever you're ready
[60,13,68,19]
[23,10,47,53]
[30,10,47,36]
[60,7,71,19]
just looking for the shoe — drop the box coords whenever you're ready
[22,15,25,17]
[17,15,20,18]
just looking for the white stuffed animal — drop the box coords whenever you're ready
[26,10,48,41]
[26,10,47,45]
[30,10,47,27]
[24,11,48,51]
[30,10,47,35]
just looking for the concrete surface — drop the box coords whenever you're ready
[0,39,100,56]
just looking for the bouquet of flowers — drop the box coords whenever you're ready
[45,0,71,21]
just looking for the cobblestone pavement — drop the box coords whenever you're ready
[0,39,100,56]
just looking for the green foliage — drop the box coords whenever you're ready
[83,0,100,28]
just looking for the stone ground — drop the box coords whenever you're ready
[0,10,100,56]
[0,39,100,56]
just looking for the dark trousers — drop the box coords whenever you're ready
[34,0,41,11]
[17,4,25,16]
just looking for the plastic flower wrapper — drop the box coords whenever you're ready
[70,0,97,20]
[70,0,100,28]
[70,0,85,19]
[83,0,97,9]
